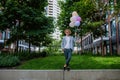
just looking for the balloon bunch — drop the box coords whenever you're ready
[69,11,81,27]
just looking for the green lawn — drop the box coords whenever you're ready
[17,55,120,69]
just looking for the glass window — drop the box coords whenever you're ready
[105,24,109,37]
[2,31,5,40]
[110,20,116,36]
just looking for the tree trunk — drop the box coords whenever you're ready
[16,40,19,52]
[116,16,120,55]
[80,28,83,54]
[108,15,112,55]
[101,35,104,56]
[16,20,21,53]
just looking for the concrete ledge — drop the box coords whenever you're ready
[0,69,120,80]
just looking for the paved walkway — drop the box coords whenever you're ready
[0,69,120,80]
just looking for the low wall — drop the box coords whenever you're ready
[0,69,120,80]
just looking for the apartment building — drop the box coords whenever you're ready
[46,0,60,20]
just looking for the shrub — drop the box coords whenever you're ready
[9,51,49,61]
[0,55,20,67]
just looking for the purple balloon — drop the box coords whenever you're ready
[75,21,80,27]
[77,16,81,21]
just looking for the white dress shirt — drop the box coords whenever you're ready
[64,36,70,49]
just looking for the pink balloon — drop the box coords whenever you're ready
[77,16,81,21]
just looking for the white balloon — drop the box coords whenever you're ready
[69,22,75,27]
[72,11,78,16]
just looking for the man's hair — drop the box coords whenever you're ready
[64,29,71,34]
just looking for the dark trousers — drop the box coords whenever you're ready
[64,49,72,66]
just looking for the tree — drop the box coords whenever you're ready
[0,0,54,53]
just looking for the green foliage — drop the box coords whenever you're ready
[0,50,49,62]
[73,0,96,20]
[0,55,20,67]
[114,0,120,15]
[86,21,105,37]
[11,51,48,61]
[46,40,61,54]
[58,0,75,35]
